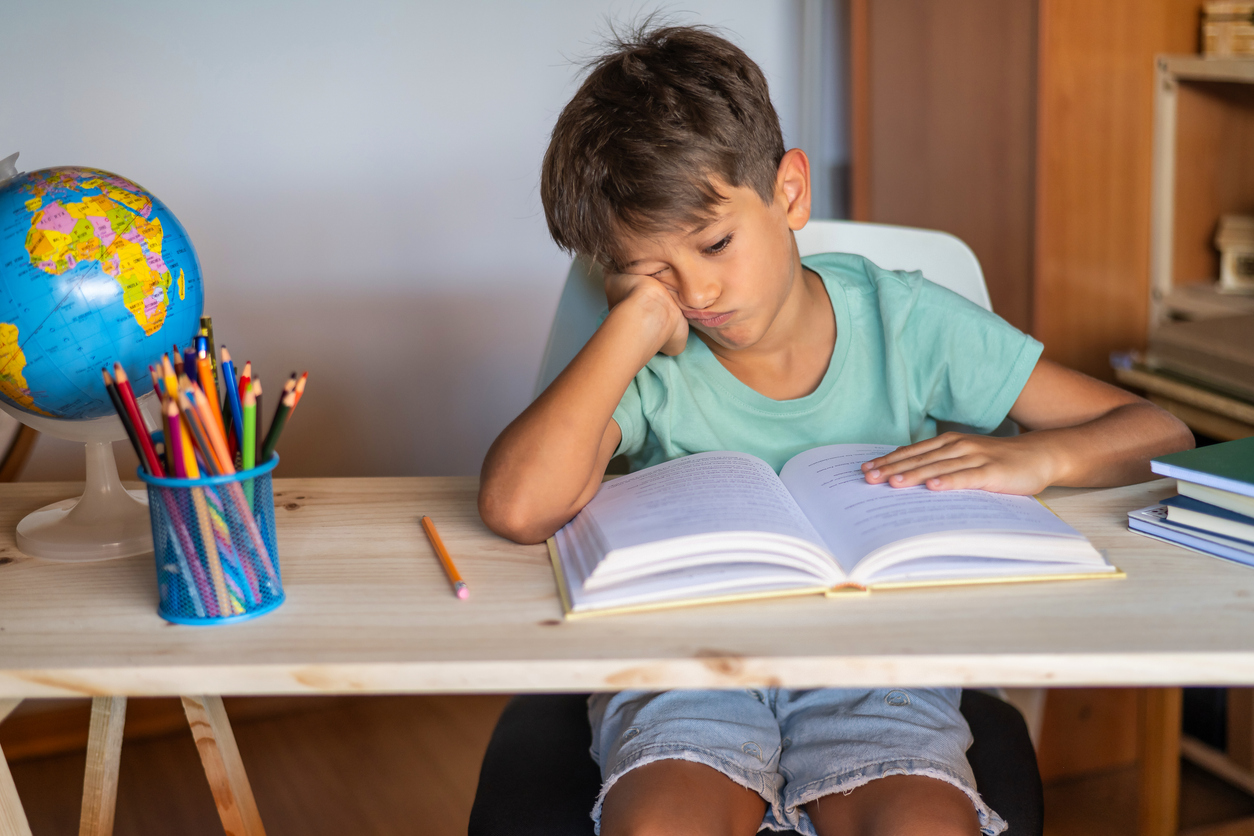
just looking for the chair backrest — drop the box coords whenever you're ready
[534,219,990,397]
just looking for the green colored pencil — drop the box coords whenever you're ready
[241,384,257,506]
[260,390,294,463]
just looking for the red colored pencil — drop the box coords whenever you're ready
[113,364,165,476]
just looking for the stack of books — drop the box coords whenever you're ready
[1129,437,1254,566]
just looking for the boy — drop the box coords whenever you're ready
[480,24,1192,836]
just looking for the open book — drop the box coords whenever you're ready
[549,443,1120,617]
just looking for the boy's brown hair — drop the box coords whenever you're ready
[541,23,785,268]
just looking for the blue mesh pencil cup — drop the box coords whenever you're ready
[137,455,284,625]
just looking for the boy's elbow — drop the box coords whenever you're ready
[478,485,558,545]
[1151,402,1195,455]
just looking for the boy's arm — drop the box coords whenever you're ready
[861,358,1194,494]
[479,276,688,544]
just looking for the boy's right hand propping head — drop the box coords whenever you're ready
[604,271,690,356]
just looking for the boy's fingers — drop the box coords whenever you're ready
[884,455,985,487]
[862,434,963,470]
[865,444,979,482]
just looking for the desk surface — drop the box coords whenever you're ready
[0,477,1251,698]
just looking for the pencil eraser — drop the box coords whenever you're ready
[456,587,469,600]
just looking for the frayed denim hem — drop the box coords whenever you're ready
[783,757,1008,836]
[589,743,781,835]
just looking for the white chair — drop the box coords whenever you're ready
[535,220,991,396]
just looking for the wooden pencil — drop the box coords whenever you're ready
[195,342,227,443]
[113,364,165,477]
[421,516,468,600]
[220,347,244,461]
[260,390,295,463]
[251,378,263,466]
[102,369,146,470]
[291,371,308,412]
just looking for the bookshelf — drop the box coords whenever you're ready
[1150,55,1254,326]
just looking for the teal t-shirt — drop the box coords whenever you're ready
[611,252,1044,472]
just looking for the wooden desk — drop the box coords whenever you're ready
[1,476,1253,696]
[0,476,1245,836]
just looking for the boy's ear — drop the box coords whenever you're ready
[776,148,812,231]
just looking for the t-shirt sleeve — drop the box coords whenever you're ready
[611,374,649,458]
[903,279,1043,433]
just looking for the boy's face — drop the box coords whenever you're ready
[613,154,810,352]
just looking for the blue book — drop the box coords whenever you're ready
[1162,495,1254,544]
[1151,437,1254,498]
[1128,504,1254,568]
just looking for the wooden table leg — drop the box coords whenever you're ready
[181,695,265,836]
[0,699,32,836]
[1138,687,1183,836]
[79,696,127,836]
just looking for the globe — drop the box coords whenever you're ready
[0,153,205,561]
[0,160,204,420]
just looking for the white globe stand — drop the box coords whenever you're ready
[0,398,157,562]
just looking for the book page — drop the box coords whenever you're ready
[779,444,1087,574]
[581,451,826,553]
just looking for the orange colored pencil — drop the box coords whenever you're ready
[196,349,228,443]
[420,516,468,600]
[190,384,235,474]
[291,371,308,412]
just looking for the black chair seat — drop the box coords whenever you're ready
[470,689,1042,835]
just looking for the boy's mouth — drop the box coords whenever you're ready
[683,310,734,328]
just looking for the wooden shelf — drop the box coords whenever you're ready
[1162,282,1254,320]
[1159,55,1254,84]
[1151,55,1254,328]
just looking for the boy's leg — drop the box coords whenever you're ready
[588,689,786,835]
[601,759,767,836]
[804,774,979,836]
[776,688,1006,836]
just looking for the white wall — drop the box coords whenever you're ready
[5,0,807,480]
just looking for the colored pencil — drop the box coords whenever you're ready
[291,371,308,412]
[102,369,146,470]
[164,399,186,478]
[220,347,245,456]
[195,338,226,441]
[184,394,279,588]
[191,384,234,473]
[260,389,294,463]
[183,346,198,385]
[163,357,196,474]
[161,398,210,617]
[251,378,263,465]
[241,384,257,506]
[171,344,184,376]
[200,317,218,389]
[113,364,165,477]
[421,516,468,600]
[241,385,257,471]
[179,390,225,475]
[191,483,230,614]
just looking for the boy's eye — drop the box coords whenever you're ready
[705,234,733,254]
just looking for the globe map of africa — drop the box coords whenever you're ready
[0,166,204,421]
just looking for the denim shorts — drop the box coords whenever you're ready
[587,687,1007,836]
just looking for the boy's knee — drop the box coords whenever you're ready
[599,759,767,836]
[805,775,982,836]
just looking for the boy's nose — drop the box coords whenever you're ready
[677,273,720,310]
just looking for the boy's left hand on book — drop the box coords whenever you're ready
[861,432,1056,496]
